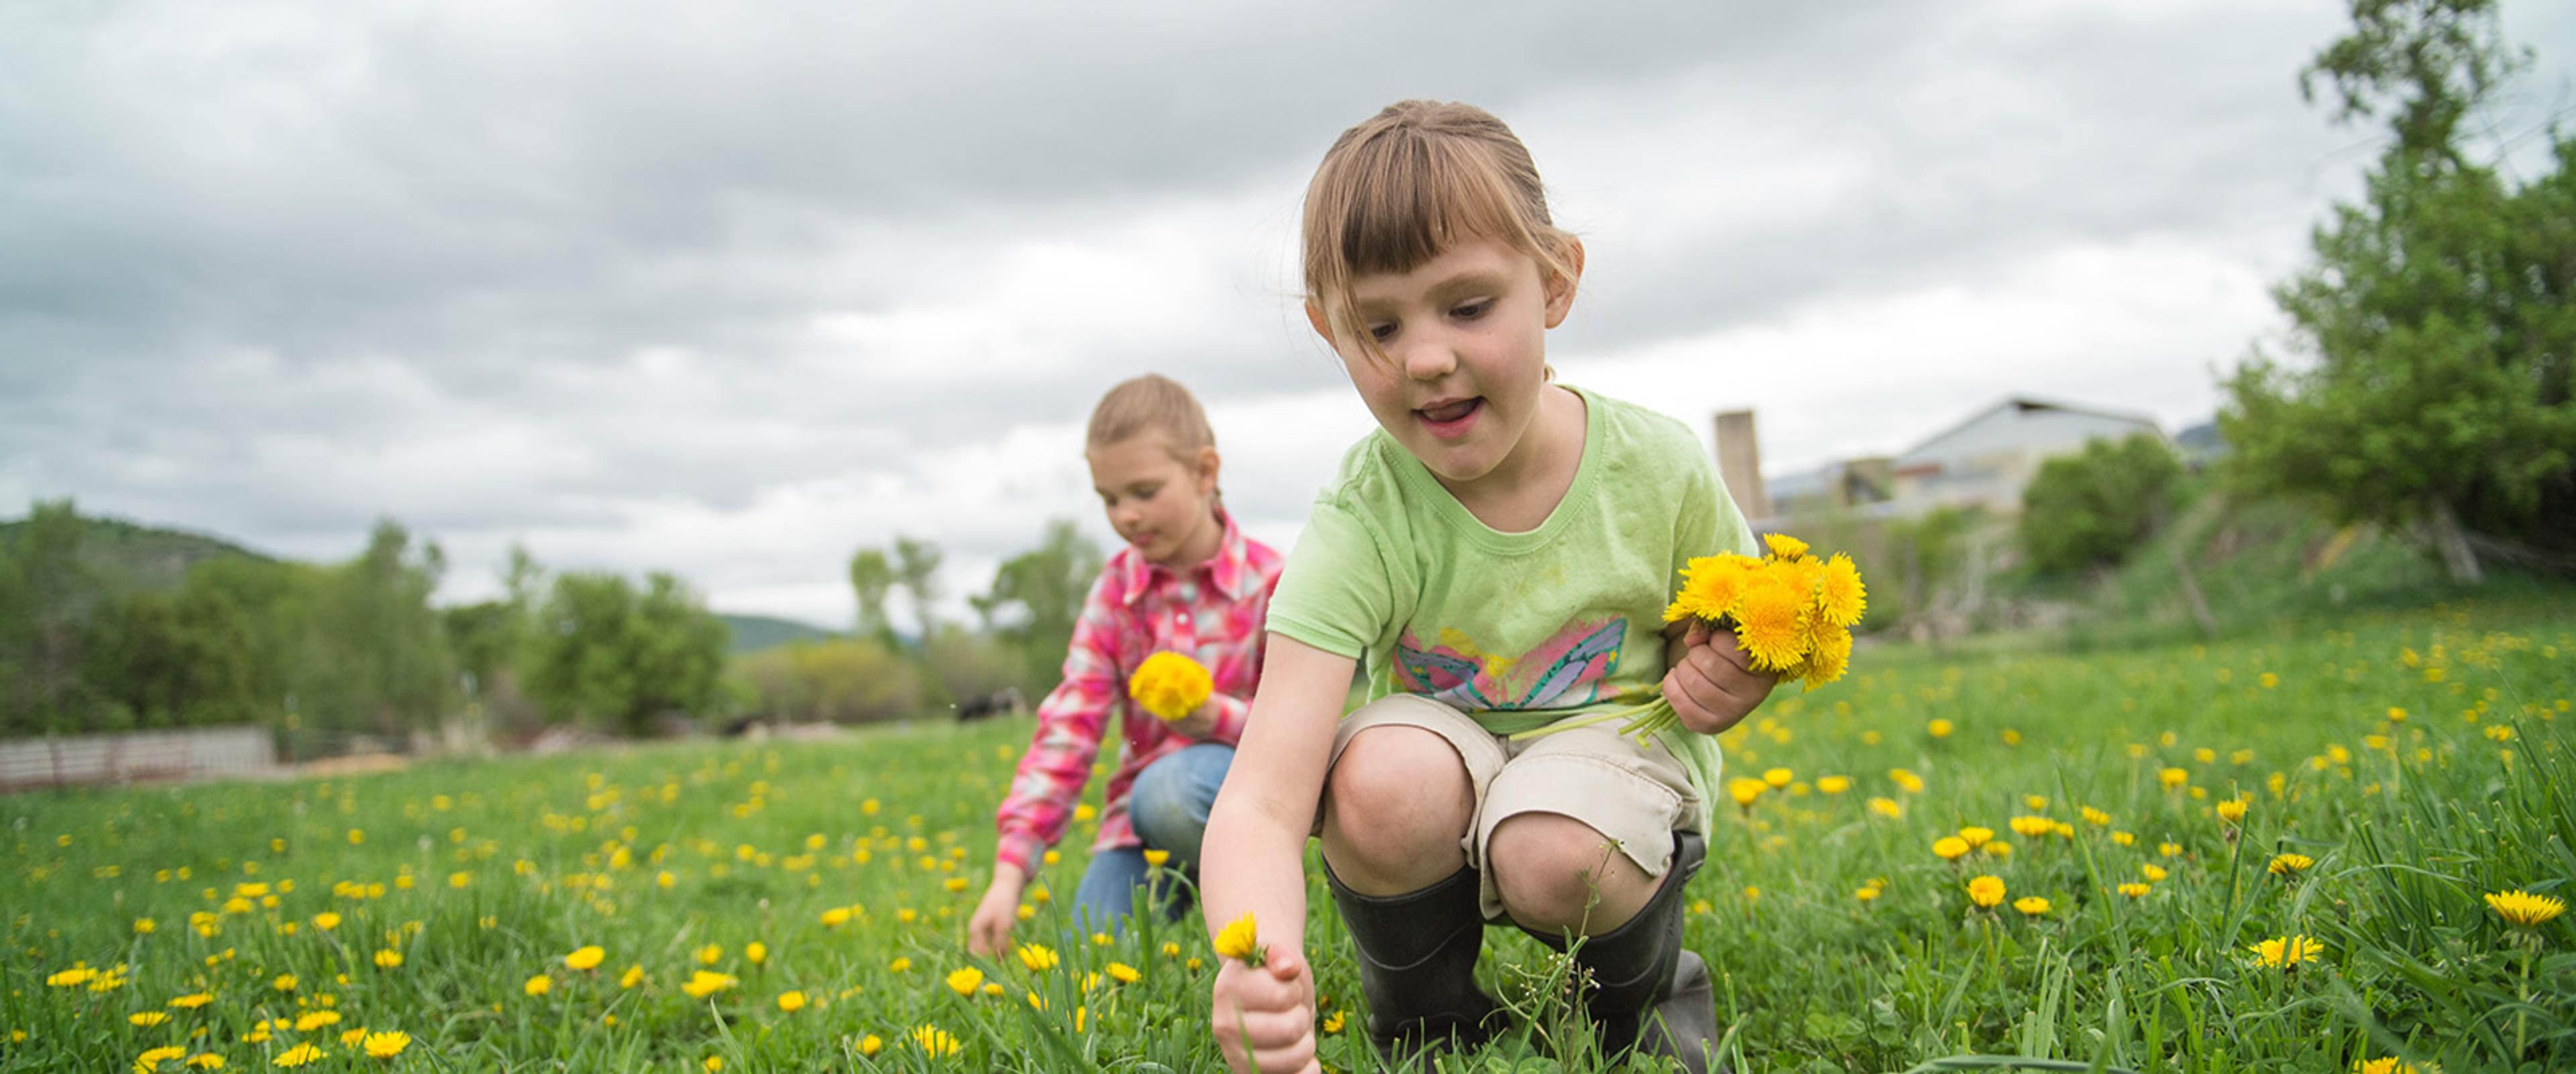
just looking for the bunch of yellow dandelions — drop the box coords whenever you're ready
[1518,533,1866,743]
[1129,651,1214,722]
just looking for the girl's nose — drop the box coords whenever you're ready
[1400,333,1456,381]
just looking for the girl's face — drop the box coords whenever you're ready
[1087,433,1223,570]
[1308,235,1582,497]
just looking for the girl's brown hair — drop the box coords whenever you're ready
[1300,100,1576,362]
[1086,373,1216,460]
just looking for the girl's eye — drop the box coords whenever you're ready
[1452,299,1493,320]
[1367,321,1397,341]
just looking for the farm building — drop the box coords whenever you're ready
[1886,396,2163,514]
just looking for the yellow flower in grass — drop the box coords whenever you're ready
[130,1012,171,1027]
[682,971,738,1000]
[2141,863,2168,882]
[619,965,645,989]
[1867,796,1904,819]
[858,1035,882,1057]
[1816,775,1851,794]
[1927,718,1954,739]
[2269,853,2315,877]
[138,1046,189,1071]
[745,942,767,966]
[373,949,401,969]
[1128,651,1214,722]
[888,957,912,974]
[1142,849,1171,868]
[311,912,339,932]
[339,1029,368,1047]
[293,1011,340,1032]
[2248,934,2322,969]
[2118,882,2152,898]
[945,968,983,997]
[2215,798,2248,824]
[1213,912,1263,963]
[911,1025,961,1057]
[775,991,806,1013]
[361,1032,409,1060]
[1890,769,1926,794]
[1016,943,1059,973]
[1966,875,2006,908]
[695,944,723,966]
[48,966,99,988]
[1933,837,1970,861]
[2353,1058,2423,1074]
[169,993,214,1010]
[1106,962,1140,984]
[186,1055,224,1070]
[2159,767,2190,788]
[1727,778,1768,808]
[2014,897,2051,916]
[2009,816,2053,839]
[564,946,604,972]
[2485,890,2566,927]
[523,975,551,997]
[272,1044,325,1069]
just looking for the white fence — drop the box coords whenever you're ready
[0,725,278,793]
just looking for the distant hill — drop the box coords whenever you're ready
[0,513,276,592]
[716,613,842,654]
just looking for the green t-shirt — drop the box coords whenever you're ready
[1267,385,1758,832]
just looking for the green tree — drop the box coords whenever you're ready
[84,584,265,729]
[892,536,943,644]
[529,570,731,736]
[969,519,1104,692]
[286,520,454,740]
[0,500,98,734]
[848,548,896,645]
[2019,435,2185,576]
[2220,0,2574,583]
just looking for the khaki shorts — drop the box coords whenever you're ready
[1322,694,1704,920]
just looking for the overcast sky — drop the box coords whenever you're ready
[5,0,2571,628]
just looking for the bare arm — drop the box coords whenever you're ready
[1201,633,1352,956]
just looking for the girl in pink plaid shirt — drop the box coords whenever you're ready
[967,374,1286,957]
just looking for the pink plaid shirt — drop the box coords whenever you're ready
[992,507,1285,875]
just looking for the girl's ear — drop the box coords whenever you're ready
[1194,445,1222,496]
[1303,298,1338,347]
[1542,237,1587,329]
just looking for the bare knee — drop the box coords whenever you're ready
[1489,813,1649,936]
[1321,727,1471,892]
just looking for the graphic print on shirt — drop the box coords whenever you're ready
[1392,616,1626,711]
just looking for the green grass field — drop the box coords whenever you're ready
[7,598,2572,1073]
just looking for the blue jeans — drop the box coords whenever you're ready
[1072,743,1233,932]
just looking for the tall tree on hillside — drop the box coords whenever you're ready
[848,548,896,645]
[290,520,454,739]
[892,535,943,644]
[2220,0,2575,583]
[0,500,97,733]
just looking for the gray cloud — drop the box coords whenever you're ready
[5,0,2571,623]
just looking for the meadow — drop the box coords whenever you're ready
[5,597,2571,1073]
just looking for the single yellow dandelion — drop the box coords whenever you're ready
[1663,555,1755,623]
[2485,890,2567,927]
[361,1031,409,1060]
[2118,882,2152,898]
[293,1011,340,1032]
[523,975,551,997]
[1966,875,2006,908]
[2014,896,2051,916]
[1815,553,1866,627]
[682,971,738,1000]
[129,1012,170,1027]
[168,993,214,1010]
[1867,796,1904,819]
[372,949,402,969]
[2248,934,2322,968]
[311,912,339,932]
[1957,825,1993,847]
[272,1044,325,1069]
[775,991,806,1013]
[1106,962,1140,984]
[1142,849,1171,868]
[945,968,983,997]
[1212,912,1262,963]
[1890,769,1926,794]
[1733,578,1808,672]
[1762,533,1810,559]
[746,942,767,966]
[2009,815,2053,838]
[564,946,604,972]
[1928,718,1955,739]
[2159,767,2189,788]
[2216,798,2248,824]
[1933,836,1970,861]
[619,965,645,989]
[1816,775,1851,794]
[911,1025,961,1057]
[186,1055,224,1070]
[1727,777,1768,808]
[2268,853,2315,877]
[138,1045,189,1071]
[1016,943,1059,973]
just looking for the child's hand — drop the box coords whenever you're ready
[965,866,1028,957]
[1211,945,1318,1074]
[1165,702,1218,741]
[1662,619,1775,735]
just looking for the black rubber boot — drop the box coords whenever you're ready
[1521,830,1721,1074]
[1324,859,1503,1056]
